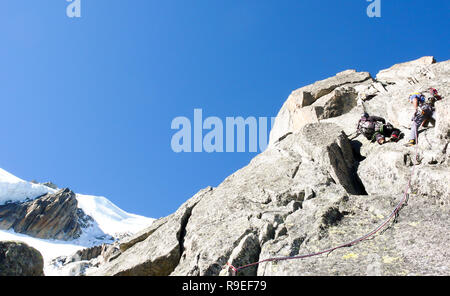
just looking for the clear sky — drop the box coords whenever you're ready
[0,0,448,218]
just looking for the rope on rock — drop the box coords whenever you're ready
[226,131,420,276]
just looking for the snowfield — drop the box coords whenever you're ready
[0,168,55,204]
[76,194,155,238]
[0,167,155,275]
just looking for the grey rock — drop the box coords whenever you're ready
[119,216,169,253]
[220,233,261,276]
[0,188,82,240]
[312,86,359,120]
[51,243,122,276]
[258,223,275,246]
[69,245,104,263]
[376,56,436,84]
[42,182,58,190]
[0,241,44,276]
[88,187,213,276]
[269,70,371,145]
[294,122,365,195]
[435,95,450,140]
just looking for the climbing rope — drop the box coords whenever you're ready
[226,132,420,276]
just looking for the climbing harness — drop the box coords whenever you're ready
[226,133,420,276]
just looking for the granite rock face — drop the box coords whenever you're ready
[269,70,372,145]
[87,57,449,276]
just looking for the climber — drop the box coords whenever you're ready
[405,88,441,146]
[356,112,402,145]
[422,88,444,128]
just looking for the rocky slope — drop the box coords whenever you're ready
[0,189,85,240]
[83,56,449,276]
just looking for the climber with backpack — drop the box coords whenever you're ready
[405,88,441,146]
[356,112,402,145]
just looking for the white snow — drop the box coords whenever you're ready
[0,167,155,275]
[0,168,55,205]
[76,194,155,237]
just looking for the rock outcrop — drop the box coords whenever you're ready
[376,56,436,84]
[0,241,44,276]
[0,188,83,240]
[50,242,122,276]
[89,187,210,276]
[85,57,449,276]
[269,70,372,145]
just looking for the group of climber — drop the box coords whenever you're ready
[355,88,443,146]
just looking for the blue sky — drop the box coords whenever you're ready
[0,0,448,218]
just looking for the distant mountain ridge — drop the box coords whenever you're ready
[0,167,154,275]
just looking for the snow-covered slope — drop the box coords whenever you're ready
[0,167,155,275]
[76,194,154,238]
[0,168,55,204]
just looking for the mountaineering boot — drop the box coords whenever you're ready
[404,139,416,147]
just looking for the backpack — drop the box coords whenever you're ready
[357,117,381,140]
[409,93,426,104]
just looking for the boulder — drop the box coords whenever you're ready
[0,241,44,276]
[284,87,360,136]
[312,86,359,120]
[293,123,365,195]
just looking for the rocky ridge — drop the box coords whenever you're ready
[0,188,86,240]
